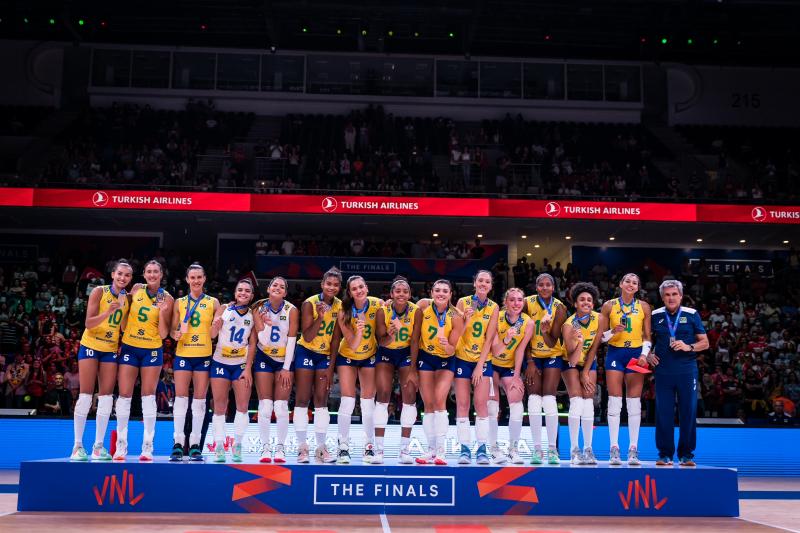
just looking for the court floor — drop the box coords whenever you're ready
[1,471,798,532]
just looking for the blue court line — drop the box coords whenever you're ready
[739,491,800,500]
[0,485,18,494]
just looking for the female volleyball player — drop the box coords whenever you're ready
[294,267,342,463]
[335,275,383,464]
[375,277,422,464]
[489,288,534,464]
[71,259,132,461]
[252,277,298,463]
[524,273,568,464]
[600,273,652,465]
[115,260,173,461]
[415,280,465,465]
[209,279,256,463]
[561,282,605,465]
[169,264,221,461]
[454,270,499,464]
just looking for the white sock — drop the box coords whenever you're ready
[422,412,436,450]
[360,397,375,444]
[294,405,309,443]
[608,395,622,448]
[487,399,499,447]
[374,402,389,451]
[258,399,274,448]
[434,410,449,452]
[509,401,523,444]
[94,395,113,447]
[212,414,226,445]
[141,395,157,445]
[337,396,355,445]
[456,417,471,446]
[314,407,329,447]
[189,398,206,446]
[528,394,543,449]
[626,397,642,448]
[114,396,131,444]
[581,398,594,449]
[274,400,289,446]
[542,395,559,449]
[234,410,249,444]
[172,396,189,443]
[73,393,92,446]
[568,396,582,451]
[475,416,489,445]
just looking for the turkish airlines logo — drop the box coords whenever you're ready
[545,202,561,217]
[322,197,338,213]
[751,206,766,222]
[92,191,109,207]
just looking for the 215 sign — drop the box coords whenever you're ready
[731,92,761,108]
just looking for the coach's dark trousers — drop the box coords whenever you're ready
[655,368,697,459]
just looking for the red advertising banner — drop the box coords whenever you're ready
[1,187,798,224]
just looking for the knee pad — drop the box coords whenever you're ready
[608,395,623,417]
[400,403,418,428]
[509,401,524,422]
[374,402,389,429]
[141,395,157,418]
[97,395,113,417]
[294,406,309,431]
[273,400,289,418]
[527,394,543,416]
[487,399,499,418]
[582,397,595,419]
[542,395,558,416]
[191,398,206,417]
[233,411,249,436]
[258,399,274,419]
[339,396,356,416]
[626,397,641,417]
[173,396,189,414]
[360,397,375,417]
[434,410,449,437]
[75,393,92,417]
[568,397,583,418]
[314,407,330,432]
[115,396,132,416]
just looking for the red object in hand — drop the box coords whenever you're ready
[626,358,652,374]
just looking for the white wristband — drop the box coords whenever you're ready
[601,330,613,343]
[282,337,297,371]
[641,341,652,356]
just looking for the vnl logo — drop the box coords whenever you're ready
[618,474,668,511]
[313,474,455,507]
[92,469,145,506]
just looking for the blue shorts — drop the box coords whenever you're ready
[255,348,293,373]
[417,351,455,372]
[494,364,521,379]
[211,359,246,381]
[454,358,493,380]
[532,357,562,372]
[336,353,377,368]
[119,344,163,367]
[78,344,118,364]
[377,346,412,368]
[561,359,598,372]
[295,345,330,371]
[606,346,641,374]
[174,355,212,372]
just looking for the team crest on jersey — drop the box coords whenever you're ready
[369,312,376,319]
[483,314,490,320]
[244,319,251,326]
[137,296,144,302]
[199,304,207,309]
[332,312,338,318]
[362,344,369,351]
[105,332,113,338]
[280,315,286,320]
[472,344,479,351]
[106,298,113,304]
[191,335,199,342]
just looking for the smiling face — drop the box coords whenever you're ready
[320,274,341,299]
[348,277,368,303]
[391,282,411,307]
[473,271,493,297]
[269,277,287,299]
[620,274,640,296]
[112,264,133,291]
[431,281,452,307]
[234,281,254,306]
[143,262,163,287]
[536,276,554,299]
[504,289,525,315]
[575,292,595,315]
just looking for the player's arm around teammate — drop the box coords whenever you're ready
[71,259,132,461]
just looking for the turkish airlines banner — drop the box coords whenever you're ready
[1,188,798,224]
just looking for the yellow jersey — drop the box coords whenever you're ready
[525,295,566,359]
[339,296,381,360]
[80,285,129,352]
[420,301,457,358]
[564,311,600,366]
[175,294,215,357]
[383,301,418,350]
[298,293,342,355]
[122,287,166,349]
[608,298,645,348]
[455,296,498,363]
[493,311,532,368]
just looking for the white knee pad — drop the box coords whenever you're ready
[626,397,641,417]
[434,410,449,439]
[360,397,375,419]
[233,411,249,439]
[115,396,132,416]
[294,406,309,431]
[400,403,417,428]
[542,395,558,416]
[374,402,389,429]
[339,396,356,416]
[527,394,543,417]
[314,407,330,433]
[141,395,157,418]
[173,396,189,414]
[97,395,113,417]
[582,397,595,419]
[75,393,92,417]
[259,398,274,420]
[568,397,583,418]
[509,401,524,422]
[487,399,499,418]
[191,398,206,419]
[456,417,471,444]
[212,414,226,443]
[273,400,289,418]
[608,395,623,417]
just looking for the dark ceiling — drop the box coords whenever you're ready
[1,0,798,65]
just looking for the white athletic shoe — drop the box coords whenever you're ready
[259,444,273,463]
[273,444,286,464]
[70,445,88,462]
[491,445,508,464]
[297,443,310,463]
[415,449,435,465]
[627,446,641,466]
[371,451,384,465]
[434,447,447,466]
[399,447,414,464]
[363,442,376,464]
[582,447,598,465]
[609,445,622,466]
[113,439,128,461]
[91,443,112,461]
[508,444,524,465]
[139,442,154,462]
[570,446,583,465]
[316,445,336,464]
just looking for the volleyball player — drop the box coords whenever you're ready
[335,276,383,464]
[375,277,422,464]
[115,260,173,461]
[71,259,132,461]
[415,280,465,465]
[294,267,342,463]
[600,273,652,465]
[169,264,221,461]
[209,279,256,463]
[561,282,604,465]
[489,288,534,464]
[252,277,298,463]
[454,270,499,464]
[524,273,568,464]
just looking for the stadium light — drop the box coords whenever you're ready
[521,235,527,239]
[448,31,455,38]
[565,236,572,240]
[609,236,616,241]
[696,238,703,242]
[739,239,746,244]
[534,244,541,249]
[477,234,483,238]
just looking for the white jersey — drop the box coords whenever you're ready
[257,300,296,361]
[213,307,254,365]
